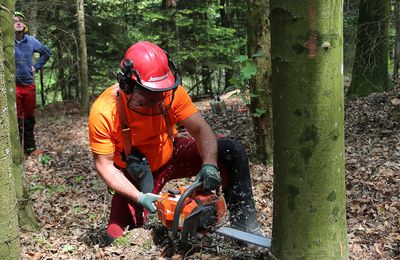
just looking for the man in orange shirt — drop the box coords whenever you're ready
[89,41,260,246]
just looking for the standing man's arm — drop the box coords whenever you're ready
[31,37,51,71]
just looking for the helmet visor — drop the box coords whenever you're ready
[127,86,174,115]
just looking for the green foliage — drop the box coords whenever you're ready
[32,235,51,247]
[40,154,51,165]
[229,54,258,104]
[15,0,248,101]
[113,236,130,246]
[29,184,46,193]
[62,244,76,252]
[47,184,67,194]
[87,213,97,222]
[73,175,84,184]
[253,108,268,118]
[142,239,153,250]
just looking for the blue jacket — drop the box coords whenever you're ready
[15,34,51,84]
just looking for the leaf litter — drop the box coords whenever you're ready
[20,89,400,259]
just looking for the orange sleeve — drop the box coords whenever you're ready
[171,85,198,123]
[88,87,117,155]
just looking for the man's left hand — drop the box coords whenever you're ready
[195,164,221,190]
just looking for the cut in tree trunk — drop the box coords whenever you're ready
[247,0,273,165]
[270,1,347,258]
[0,10,21,258]
[1,0,40,231]
[347,0,390,97]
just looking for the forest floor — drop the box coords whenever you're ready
[19,88,400,259]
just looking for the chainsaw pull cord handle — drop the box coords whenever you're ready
[172,180,203,239]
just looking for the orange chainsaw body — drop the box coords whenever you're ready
[155,186,227,230]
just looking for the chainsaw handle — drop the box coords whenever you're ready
[172,180,203,239]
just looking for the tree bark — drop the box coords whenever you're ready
[1,0,40,231]
[347,0,390,97]
[394,0,400,82]
[0,10,21,258]
[270,1,347,258]
[28,0,39,37]
[76,0,88,114]
[247,0,273,165]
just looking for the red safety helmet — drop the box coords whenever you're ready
[119,41,181,93]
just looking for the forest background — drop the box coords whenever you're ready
[0,0,399,259]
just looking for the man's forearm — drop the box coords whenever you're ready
[182,112,218,167]
[96,160,141,203]
[194,124,218,166]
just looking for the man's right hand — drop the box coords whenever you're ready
[194,164,221,190]
[137,192,161,213]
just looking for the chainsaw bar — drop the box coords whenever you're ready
[215,227,271,249]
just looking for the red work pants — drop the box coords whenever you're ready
[16,83,38,152]
[16,83,36,119]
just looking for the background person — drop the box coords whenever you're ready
[14,11,51,155]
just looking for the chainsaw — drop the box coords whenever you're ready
[155,181,271,249]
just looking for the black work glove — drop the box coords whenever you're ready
[194,164,221,191]
[126,149,153,193]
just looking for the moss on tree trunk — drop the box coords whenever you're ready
[1,0,40,231]
[270,1,347,258]
[0,11,21,258]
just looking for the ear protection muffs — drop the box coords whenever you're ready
[117,50,181,95]
[117,59,135,94]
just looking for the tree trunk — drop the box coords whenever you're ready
[270,1,347,258]
[247,0,273,165]
[0,12,21,258]
[220,0,234,90]
[76,0,88,114]
[54,7,66,102]
[28,0,39,37]
[394,0,400,82]
[1,0,40,231]
[347,0,390,97]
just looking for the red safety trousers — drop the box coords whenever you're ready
[107,136,230,238]
[16,83,36,119]
[16,83,37,152]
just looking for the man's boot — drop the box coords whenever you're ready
[23,117,37,154]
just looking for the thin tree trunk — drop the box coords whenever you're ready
[347,0,390,97]
[0,9,21,257]
[76,0,88,114]
[220,0,234,90]
[1,0,40,232]
[28,0,39,37]
[247,0,273,165]
[270,1,347,258]
[394,0,400,82]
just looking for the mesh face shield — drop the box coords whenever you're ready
[126,86,176,116]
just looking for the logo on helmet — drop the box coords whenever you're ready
[148,73,169,82]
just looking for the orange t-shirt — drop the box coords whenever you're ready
[88,84,198,171]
